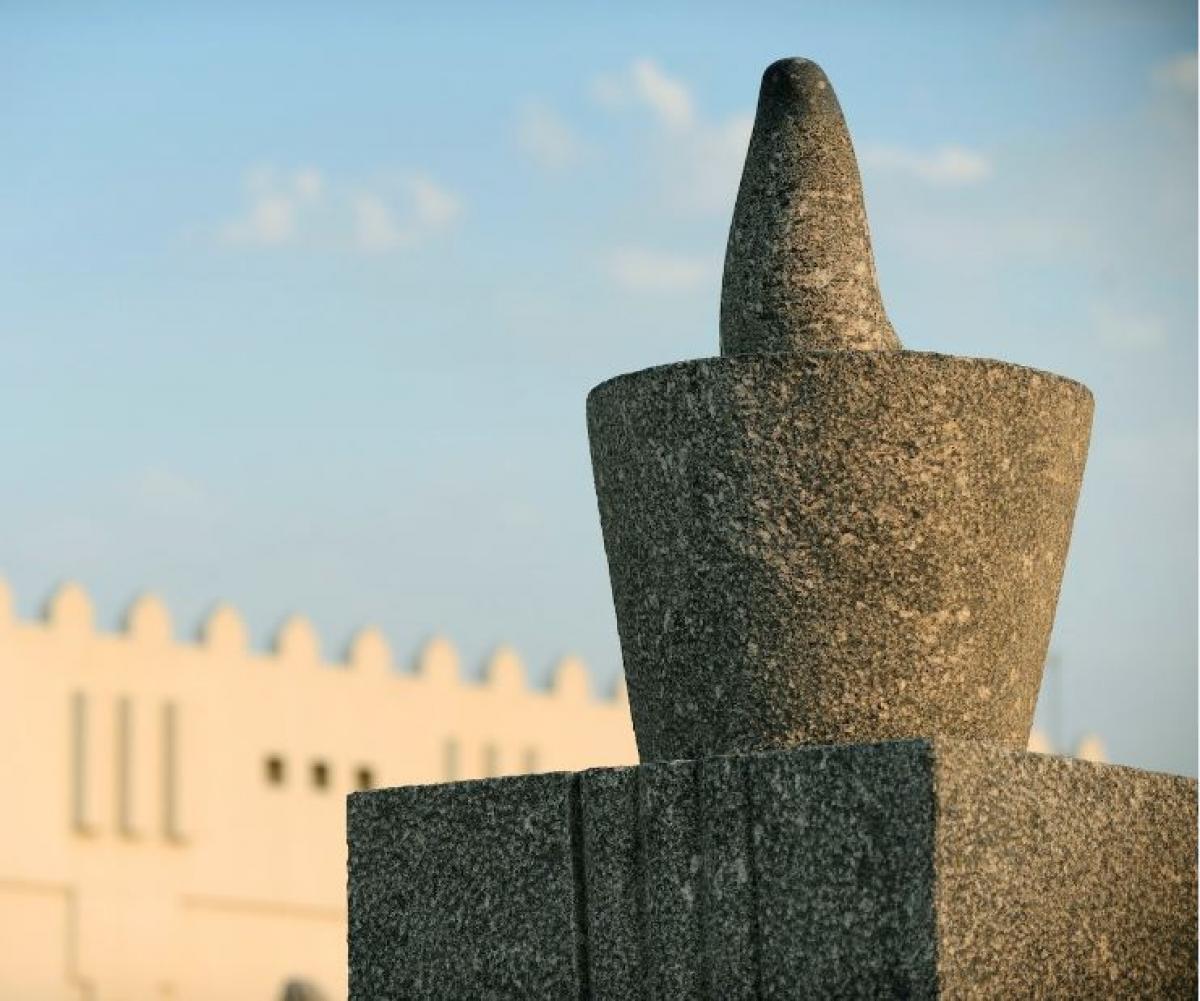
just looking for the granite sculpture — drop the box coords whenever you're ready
[349,58,1197,999]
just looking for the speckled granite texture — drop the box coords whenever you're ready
[721,58,900,354]
[589,353,1093,762]
[347,772,586,1000]
[347,741,1197,999]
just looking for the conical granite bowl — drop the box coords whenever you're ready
[588,351,1093,763]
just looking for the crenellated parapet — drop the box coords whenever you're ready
[0,576,625,704]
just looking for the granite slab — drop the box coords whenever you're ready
[348,740,1196,999]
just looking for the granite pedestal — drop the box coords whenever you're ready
[349,741,1197,999]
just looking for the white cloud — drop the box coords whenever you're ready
[516,102,583,170]
[675,113,753,215]
[293,167,323,200]
[219,166,323,246]
[1092,302,1167,351]
[217,165,461,253]
[605,247,715,293]
[630,59,694,130]
[352,174,462,253]
[591,58,695,130]
[219,165,324,246]
[352,193,405,252]
[124,468,213,519]
[407,173,462,229]
[862,145,992,186]
[1152,53,1198,95]
[222,194,295,245]
[591,59,750,218]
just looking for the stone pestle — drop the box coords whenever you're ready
[721,58,901,355]
[587,58,1094,764]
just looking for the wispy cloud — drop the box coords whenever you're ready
[408,174,462,230]
[516,102,584,170]
[591,58,750,217]
[352,174,463,252]
[861,145,992,186]
[292,167,323,200]
[591,58,695,130]
[351,193,403,252]
[1093,302,1167,352]
[677,113,753,214]
[219,166,323,246]
[1152,52,1198,95]
[218,166,461,253]
[605,247,715,293]
[123,468,216,521]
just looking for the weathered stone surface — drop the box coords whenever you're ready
[638,761,703,999]
[933,741,1198,999]
[752,741,938,997]
[347,741,1197,999]
[721,58,900,355]
[347,773,585,1000]
[580,766,642,1001]
[589,352,1093,763]
[578,759,758,1001]
[696,755,757,999]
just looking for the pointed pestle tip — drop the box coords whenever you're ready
[759,58,842,115]
[720,57,901,355]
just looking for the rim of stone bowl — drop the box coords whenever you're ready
[585,350,1094,404]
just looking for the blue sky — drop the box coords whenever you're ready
[2,1,1195,774]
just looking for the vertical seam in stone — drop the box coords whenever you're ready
[926,741,942,999]
[570,774,593,1001]
[696,761,711,1000]
[744,757,764,999]
[634,769,652,1001]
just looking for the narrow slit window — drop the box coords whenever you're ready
[116,696,135,836]
[310,760,330,791]
[162,701,183,841]
[265,755,286,786]
[482,743,500,778]
[70,691,90,833]
[354,766,375,791]
[523,747,539,774]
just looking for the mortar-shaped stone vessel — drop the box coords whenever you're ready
[588,59,1093,764]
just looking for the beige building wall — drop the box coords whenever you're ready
[0,578,638,1001]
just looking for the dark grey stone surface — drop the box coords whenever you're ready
[580,766,642,1001]
[638,762,702,998]
[347,772,584,1000]
[589,352,1092,762]
[721,58,900,355]
[348,741,1197,999]
[578,759,759,1001]
[934,741,1198,999]
[752,741,938,997]
[697,755,757,999]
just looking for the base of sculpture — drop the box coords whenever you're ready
[348,739,1196,999]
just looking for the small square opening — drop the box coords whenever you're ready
[354,766,375,791]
